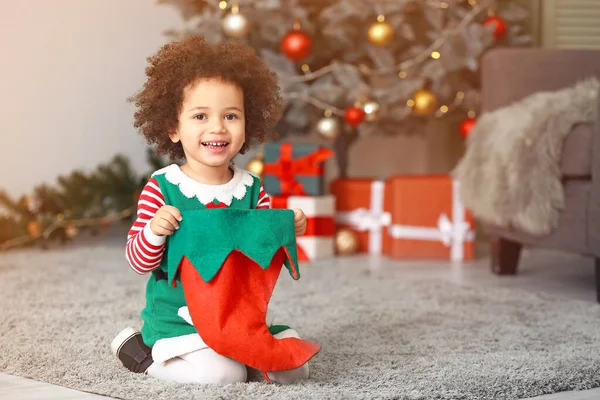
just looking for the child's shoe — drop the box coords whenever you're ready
[110,327,153,373]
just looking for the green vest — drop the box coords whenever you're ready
[139,167,297,348]
[140,167,261,347]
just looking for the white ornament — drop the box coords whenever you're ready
[222,11,250,38]
[316,116,341,140]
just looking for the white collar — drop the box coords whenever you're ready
[153,164,255,206]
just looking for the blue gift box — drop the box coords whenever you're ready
[262,142,333,196]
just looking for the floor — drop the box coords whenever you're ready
[1,231,599,400]
[0,374,110,400]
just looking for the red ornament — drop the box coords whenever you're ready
[280,29,312,61]
[460,117,477,138]
[483,15,506,40]
[344,106,366,127]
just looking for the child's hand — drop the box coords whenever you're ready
[150,205,182,236]
[293,208,307,236]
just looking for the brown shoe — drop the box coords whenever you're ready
[111,327,153,373]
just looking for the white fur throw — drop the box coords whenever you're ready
[452,77,599,236]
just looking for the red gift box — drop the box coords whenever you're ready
[271,195,336,261]
[331,176,475,261]
[330,178,391,255]
[382,175,475,261]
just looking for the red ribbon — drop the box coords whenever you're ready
[271,197,335,236]
[296,244,310,261]
[305,217,335,236]
[296,219,333,260]
[271,196,290,209]
[263,143,334,195]
[271,195,334,261]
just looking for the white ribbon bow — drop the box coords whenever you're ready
[335,180,390,254]
[387,180,474,261]
[342,207,391,232]
[437,213,471,247]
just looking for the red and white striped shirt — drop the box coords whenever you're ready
[125,177,271,275]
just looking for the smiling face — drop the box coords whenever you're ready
[169,78,246,173]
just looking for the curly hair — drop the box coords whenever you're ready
[128,35,283,160]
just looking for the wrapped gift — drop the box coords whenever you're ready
[263,142,334,196]
[382,175,475,261]
[271,195,336,261]
[330,178,392,255]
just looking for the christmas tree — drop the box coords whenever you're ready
[158,0,532,175]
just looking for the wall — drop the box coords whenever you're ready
[0,0,182,197]
[540,0,600,50]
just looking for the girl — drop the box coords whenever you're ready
[110,35,314,385]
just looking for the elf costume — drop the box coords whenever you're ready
[139,165,319,376]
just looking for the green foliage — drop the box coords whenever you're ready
[0,149,169,250]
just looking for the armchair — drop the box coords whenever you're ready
[478,48,600,301]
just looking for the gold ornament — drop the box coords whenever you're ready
[221,7,250,38]
[412,88,437,116]
[27,220,42,238]
[367,16,394,47]
[65,224,78,239]
[335,228,359,255]
[246,156,264,177]
[363,101,381,121]
[316,116,341,140]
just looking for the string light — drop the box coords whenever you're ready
[431,51,441,59]
[433,91,467,117]
[301,64,310,72]
[219,1,228,9]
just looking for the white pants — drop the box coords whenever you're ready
[146,329,310,385]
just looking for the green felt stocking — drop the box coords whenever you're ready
[169,209,320,372]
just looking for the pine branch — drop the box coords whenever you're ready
[32,184,66,215]
[0,150,162,251]
[0,190,25,215]
[96,155,140,213]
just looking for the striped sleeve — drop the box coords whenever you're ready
[256,185,271,209]
[125,177,167,274]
